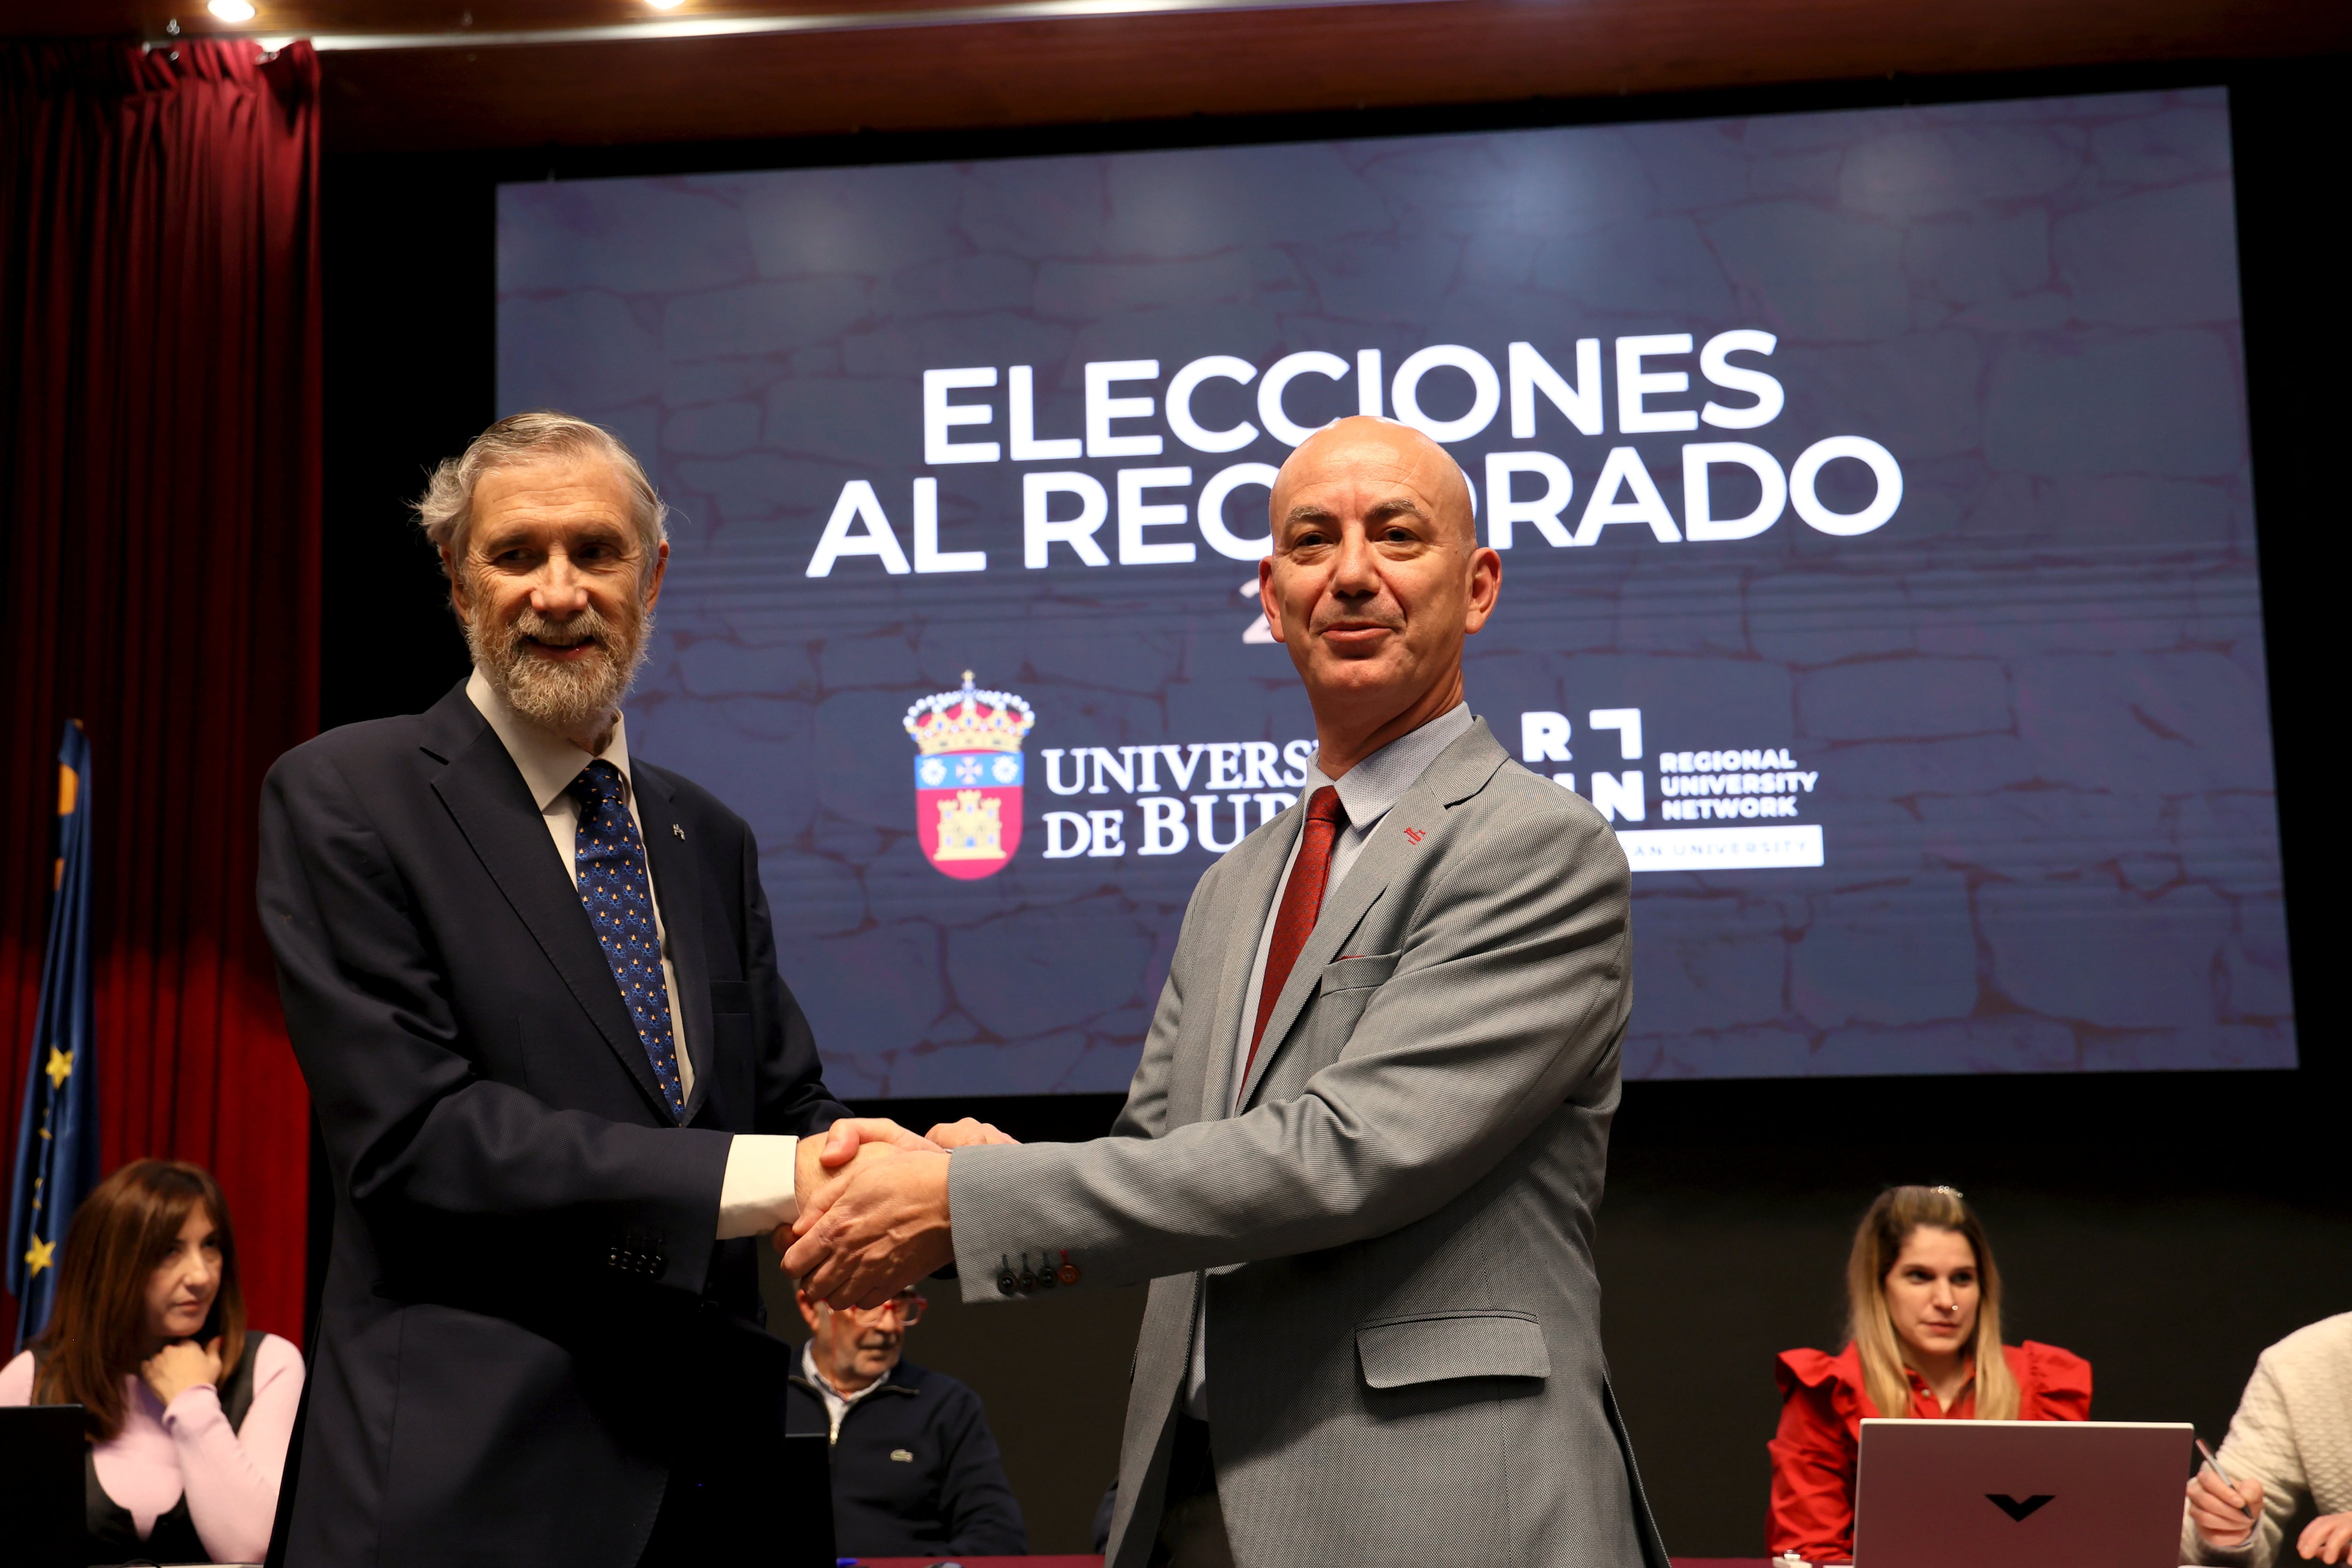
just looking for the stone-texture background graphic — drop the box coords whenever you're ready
[498,86,2291,1097]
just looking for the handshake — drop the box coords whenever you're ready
[780,1115,1018,1308]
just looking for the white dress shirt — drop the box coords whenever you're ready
[1184,702,1476,1420]
[801,1340,893,1444]
[465,668,803,1239]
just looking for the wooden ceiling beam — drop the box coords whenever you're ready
[8,0,2341,154]
[311,0,2346,154]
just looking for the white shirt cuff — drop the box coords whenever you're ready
[716,1134,799,1239]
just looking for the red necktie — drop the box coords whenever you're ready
[1241,786,1347,1094]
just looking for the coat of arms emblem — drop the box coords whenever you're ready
[903,671,1036,880]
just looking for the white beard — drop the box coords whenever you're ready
[465,583,650,744]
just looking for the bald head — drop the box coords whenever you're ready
[1271,417,1477,550]
[1257,415,1502,777]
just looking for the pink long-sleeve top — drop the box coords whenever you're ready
[0,1332,304,1564]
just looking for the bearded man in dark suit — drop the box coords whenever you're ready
[259,412,923,1567]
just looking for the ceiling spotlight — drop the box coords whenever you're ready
[645,0,684,8]
[208,0,256,19]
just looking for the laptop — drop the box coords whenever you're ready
[1852,1417,2192,1568]
[0,1404,87,1568]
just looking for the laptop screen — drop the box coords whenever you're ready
[1854,1418,2191,1568]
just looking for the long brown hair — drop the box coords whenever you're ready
[1844,1185,2018,1422]
[30,1160,246,1440]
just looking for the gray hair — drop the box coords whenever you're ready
[414,411,668,575]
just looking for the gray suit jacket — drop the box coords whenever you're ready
[948,718,1669,1567]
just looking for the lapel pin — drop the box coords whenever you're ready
[1402,826,1425,844]
[671,824,685,840]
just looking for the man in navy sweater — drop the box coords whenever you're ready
[786,1287,1026,1557]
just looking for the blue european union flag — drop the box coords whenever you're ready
[8,721,98,1350]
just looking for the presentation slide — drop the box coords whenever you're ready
[497,85,2293,1097]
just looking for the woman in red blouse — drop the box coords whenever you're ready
[1766,1185,2091,1565]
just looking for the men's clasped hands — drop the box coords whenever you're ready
[782,1115,1017,1308]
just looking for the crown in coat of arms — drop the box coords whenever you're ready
[904,672,1036,756]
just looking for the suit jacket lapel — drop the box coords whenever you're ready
[1232,812,1407,1114]
[1170,814,1298,1129]
[429,712,674,1121]
[1232,720,1512,1113]
[631,767,717,1126]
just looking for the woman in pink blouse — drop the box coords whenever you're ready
[1,1158,303,1564]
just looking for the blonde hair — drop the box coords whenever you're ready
[413,410,667,574]
[1844,1185,2018,1421]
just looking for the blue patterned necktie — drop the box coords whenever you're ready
[569,760,686,1121]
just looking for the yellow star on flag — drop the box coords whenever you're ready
[24,1236,56,1275]
[45,1048,72,1090]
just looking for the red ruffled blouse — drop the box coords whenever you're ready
[1766,1339,2092,1564]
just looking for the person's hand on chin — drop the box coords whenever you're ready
[141,1337,223,1408]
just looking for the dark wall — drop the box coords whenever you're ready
[319,59,2346,1559]
[1594,1076,2352,1555]
[319,151,489,732]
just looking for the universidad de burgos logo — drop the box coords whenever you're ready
[904,672,1036,880]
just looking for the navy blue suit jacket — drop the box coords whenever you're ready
[258,679,851,1566]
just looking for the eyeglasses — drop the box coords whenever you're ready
[839,1292,926,1325]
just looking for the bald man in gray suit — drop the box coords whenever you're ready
[787,416,1669,1568]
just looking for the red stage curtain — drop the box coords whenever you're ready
[0,39,321,1346]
